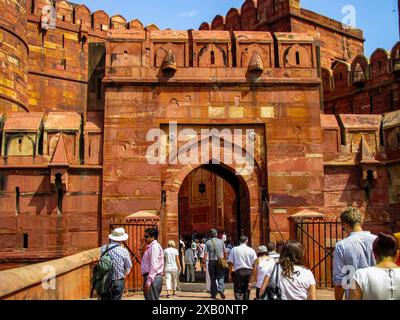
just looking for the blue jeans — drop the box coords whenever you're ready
[208,260,225,297]
[100,279,125,300]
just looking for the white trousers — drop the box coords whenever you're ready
[206,260,211,291]
[165,270,179,291]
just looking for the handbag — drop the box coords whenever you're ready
[211,239,228,270]
[263,263,282,300]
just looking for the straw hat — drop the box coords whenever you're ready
[109,228,129,242]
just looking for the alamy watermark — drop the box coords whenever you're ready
[41,265,56,290]
[341,5,357,29]
[145,122,256,176]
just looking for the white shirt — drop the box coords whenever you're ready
[269,252,280,261]
[265,264,316,300]
[198,243,206,258]
[228,243,257,271]
[353,266,400,300]
[163,247,179,272]
[256,257,275,288]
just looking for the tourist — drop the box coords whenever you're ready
[259,241,317,300]
[395,232,400,266]
[225,239,233,256]
[222,232,227,243]
[253,245,275,299]
[141,227,164,300]
[99,228,132,300]
[197,240,206,272]
[349,233,400,300]
[205,228,227,299]
[179,236,186,276]
[267,242,280,261]
[332,207,377,300]
[185,241,196,282]
[228,236,258,300]
[164,240,181,298]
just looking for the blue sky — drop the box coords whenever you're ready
[74,0,399,56]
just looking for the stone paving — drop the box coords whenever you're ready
[123,283,335,300]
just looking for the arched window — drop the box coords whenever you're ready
[211,51,215,65]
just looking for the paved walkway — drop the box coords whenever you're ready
[123,283,335,300]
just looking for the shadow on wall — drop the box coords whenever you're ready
[28,176,58,215]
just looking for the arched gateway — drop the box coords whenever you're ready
[160,138,267,249]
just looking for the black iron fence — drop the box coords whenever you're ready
[295,219,345,288]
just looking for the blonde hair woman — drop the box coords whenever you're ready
[163,240,181,298]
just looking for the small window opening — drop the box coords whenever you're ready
[23,234,29,249]
[18,138,23,153]
[210,51,215,65]
[61,59,67,70]
[55,173,63,215]
[370,95,374,114]
[31,0,35,14]
[295,51,300,65]
[16,187,20,215]
[62,34,65,48]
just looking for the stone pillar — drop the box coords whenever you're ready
[0,0,29,112]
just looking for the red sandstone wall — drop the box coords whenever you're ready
[324,44,400,115]
[0,168,101,260]
[102,28,324,246]
[0,0,29,112]
[201,0,364,69]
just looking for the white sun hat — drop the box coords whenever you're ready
[109,228,129,242]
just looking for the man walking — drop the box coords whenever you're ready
[333,207,377,300]
[267,242,280,261]
[228,236,257,300]
[205,228,226,299]
[100,228,132,300]
[184,241,196,282]
[141,227,164,300]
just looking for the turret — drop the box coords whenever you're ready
[0,0,29,112]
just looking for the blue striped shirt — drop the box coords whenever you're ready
[101,242,132,281]
[333,231,377,297]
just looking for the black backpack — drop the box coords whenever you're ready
[91,244,118,298]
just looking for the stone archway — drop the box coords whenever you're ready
[161,141,264,248]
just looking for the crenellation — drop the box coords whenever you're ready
[225,8,241,32]
[211,15,226,31]
[240,0,258,31]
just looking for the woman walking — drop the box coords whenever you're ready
[164,240,181,298]
[259,241,316,300]
[252,245,275,299]
[350,233,400,300]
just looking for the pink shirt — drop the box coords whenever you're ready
[141,240,164,286]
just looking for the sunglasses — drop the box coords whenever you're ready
[144,235,151,239]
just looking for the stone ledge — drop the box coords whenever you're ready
[0,248,100,299]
